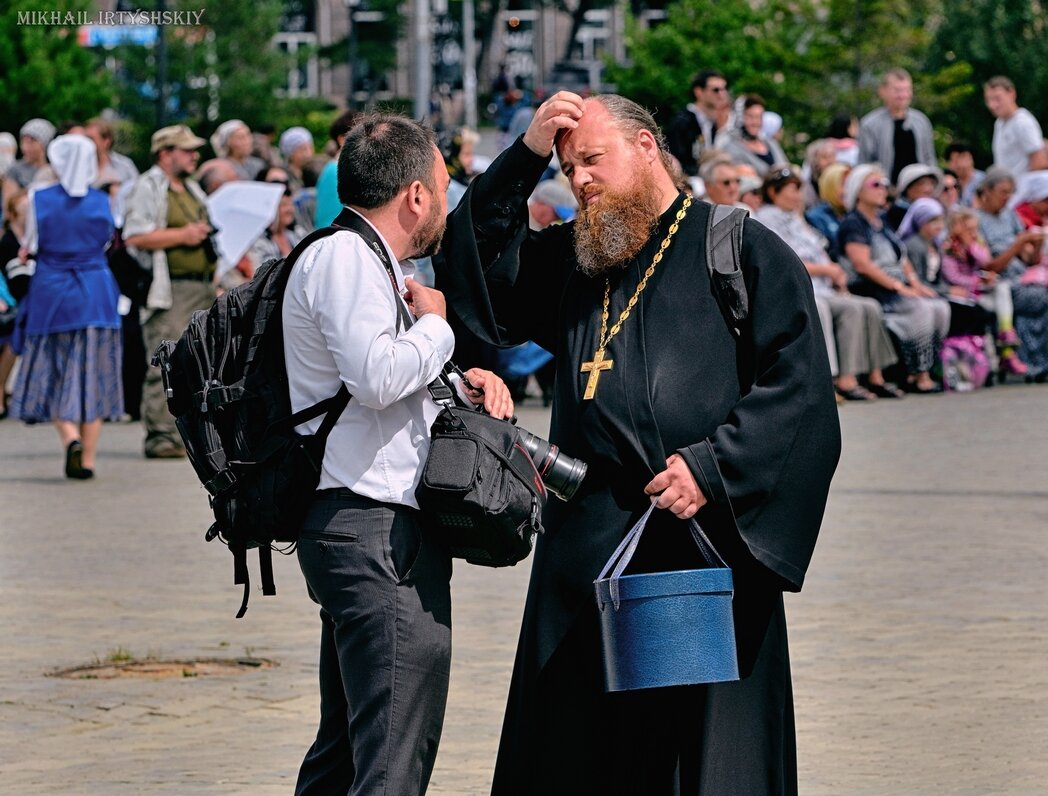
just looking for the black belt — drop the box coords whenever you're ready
[314,487,413,513]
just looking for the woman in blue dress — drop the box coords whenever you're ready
[10,134,123,479]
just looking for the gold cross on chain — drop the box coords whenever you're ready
[580,348,614,400]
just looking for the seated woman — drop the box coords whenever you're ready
[1012,237,1048,381]
[838,164,950,393]
[885,164,942,232]
[806,162,851,262]
[899,198,994,338]
[975,168,1047,380]
[940,207,1025,376]
[714,94,787,177]
[755,165,901,400]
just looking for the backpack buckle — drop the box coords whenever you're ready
[204,468,237,496]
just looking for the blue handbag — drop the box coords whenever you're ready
[593,504,740,691]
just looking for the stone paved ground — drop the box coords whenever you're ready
[1,386,1046,794]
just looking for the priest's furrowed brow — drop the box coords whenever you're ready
[562,150,605,179]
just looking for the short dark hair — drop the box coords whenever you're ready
[742,94,767,112]
[329,110,360,144]
[827,113,854,140]
[337,114,437,209]
[760,164,802,203]
[984,75,1015,93]
[944,141,974,159]
[690,70,726,91]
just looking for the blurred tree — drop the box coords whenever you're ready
[111,0,293,161]
[607,0,972,162]
[926,0,1048,164]
[0,0,115,132]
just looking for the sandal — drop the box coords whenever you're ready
[867,381,905,399]
[835,385,877,401]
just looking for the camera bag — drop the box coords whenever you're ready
[416,402,547,567]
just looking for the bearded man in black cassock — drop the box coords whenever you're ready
[436,92,841,795]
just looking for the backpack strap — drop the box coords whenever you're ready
[705,204,750,339]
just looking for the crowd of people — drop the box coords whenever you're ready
[3,66,1048,479]
[666,68,1048,400]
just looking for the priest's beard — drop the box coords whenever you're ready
[573,162,661,277]
[410,199,446,259]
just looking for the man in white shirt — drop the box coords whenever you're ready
[282,113,512,796]
[985,75,1048,178]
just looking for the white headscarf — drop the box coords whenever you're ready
[210,119,247,158]
[1012,170,1048,207]
[0,132,16,178]
[46,134,98,198]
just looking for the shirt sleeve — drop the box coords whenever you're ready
[122,178,159,238]
[1016,111,1045,155]
[298,233,456,410]
[836,214,870,250]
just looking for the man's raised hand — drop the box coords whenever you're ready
[522,91,586,157]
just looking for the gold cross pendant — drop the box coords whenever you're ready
[580,348,614,400]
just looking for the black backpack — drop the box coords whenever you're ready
[703,202,749,339]
[152,224,355,617]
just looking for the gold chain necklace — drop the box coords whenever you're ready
[580,195,692,400]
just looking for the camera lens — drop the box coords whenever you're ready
[517,430,587,501]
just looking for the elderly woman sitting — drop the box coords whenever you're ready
[837,164,951,393]
[755,165,901,400]
[899,198,994,340]
[976,168,1048,380]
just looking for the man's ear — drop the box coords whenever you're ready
[406,180,426,219]
[635,129,659,165]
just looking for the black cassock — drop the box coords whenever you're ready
[436,139,841,795]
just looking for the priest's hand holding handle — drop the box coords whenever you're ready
[522,91,586,157]
[644,454,708,519]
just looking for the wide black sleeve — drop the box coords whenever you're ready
[676,221,842,591]
[435,136,574,354]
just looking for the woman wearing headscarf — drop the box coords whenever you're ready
[714,94,787,177]
[838,163,951,393]
[899,198,996,340]
[210,119,265,181]
[1012,170,1048,230]
[9,134,122,478]
[756,165,901,400]
[806,162,851,262]
[2,118,56,216]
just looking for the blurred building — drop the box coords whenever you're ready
[87,0,669,118]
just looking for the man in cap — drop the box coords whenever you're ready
[124,124,219,458]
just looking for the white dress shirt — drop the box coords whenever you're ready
[282,210,456,508]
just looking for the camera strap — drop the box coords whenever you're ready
[329,208,469,409]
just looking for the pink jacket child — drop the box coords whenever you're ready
[941,213,994,300]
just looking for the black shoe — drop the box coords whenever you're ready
[65,440,84,478]
[835,385,877,401]
[867,382,905,399]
